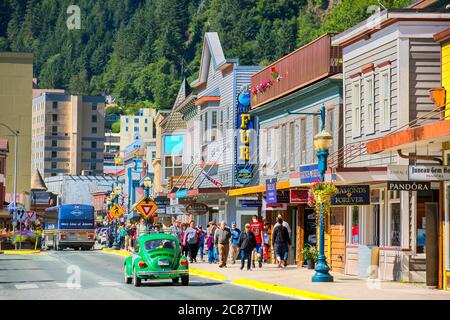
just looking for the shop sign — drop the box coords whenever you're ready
[175,189,189,199]
[290,189,309,203]
[169,205,184,215]
[266,178,277,204]
[154,197,170,207]
[236,89,254,164]
[387,181,431,191]
[185,202,209,215]
[276,191,290,204]
[262,199,287,211]
[387,165,409,180]
[236,167,253,184]
[409,165,450,181]
[331,185,370,206]
[239,200,262,208]
[299,164,320,184]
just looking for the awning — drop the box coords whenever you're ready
[366,120,450,155]
[228,180,291,197]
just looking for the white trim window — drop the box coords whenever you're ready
[300,118,306,165]
[364,73,375,135]
[379,66,391,132]
[289,121,295,169]
[351,78,362,138]
[388,190,401,247]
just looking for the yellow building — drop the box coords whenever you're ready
[434,28,450,291]
[119,108,157,154]
[31,93,106,178]
[0,52,33,197]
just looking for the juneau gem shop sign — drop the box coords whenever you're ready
[331,185,370,206]
[408,165,450,181]
[387,181,431,191]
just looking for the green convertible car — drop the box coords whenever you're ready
[123,232,189,287]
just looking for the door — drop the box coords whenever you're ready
[425,202,439,287]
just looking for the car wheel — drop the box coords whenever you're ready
[181,275,189,286]
[172,277,179,284]
[124,265,132,284]
[133,268,141,287]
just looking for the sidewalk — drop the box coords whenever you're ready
[189,260,450,300]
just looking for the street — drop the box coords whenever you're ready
[0,251,291,300]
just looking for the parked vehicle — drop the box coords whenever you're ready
[43,204,96,251]
[123,231,189,287]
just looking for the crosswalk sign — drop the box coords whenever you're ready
[14,209,26,222]
[110,204,124,220]
[135,197,158,219]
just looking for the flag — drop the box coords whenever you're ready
[202,171,223,187]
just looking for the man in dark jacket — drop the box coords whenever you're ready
[272,217,291,268]
[237,223,257,270]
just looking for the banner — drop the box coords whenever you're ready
[202,171,224,187]
[266,178,277,204]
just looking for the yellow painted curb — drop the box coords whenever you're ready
[189,268,228,281]
[231,278,345,300]
[0,250,41,255]
[101,248,132,257]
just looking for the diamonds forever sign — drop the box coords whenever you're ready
[409,166,450,181]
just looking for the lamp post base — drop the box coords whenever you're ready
[312,255,334,282]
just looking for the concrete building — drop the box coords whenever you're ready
[0,52,33,197]
[31,93,106,178]
[104,131,121,171]
[44,175,115,205]
[119,108,157,154]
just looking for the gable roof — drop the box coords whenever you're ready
[191,32,237,88]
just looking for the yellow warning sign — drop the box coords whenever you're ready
[110,204,124,220]
[135,197,158,219]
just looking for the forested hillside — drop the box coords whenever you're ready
[0,0,422,111]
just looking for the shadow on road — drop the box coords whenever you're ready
[138,281,222,288]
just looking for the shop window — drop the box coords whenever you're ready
[389,191,401,247]
[351,78,361,138]
[300,119,306,165]
[280,124,286,170]
[289,122,294,169]
[379,66,391,132]
[350,206,360,244]
[364,73,375,135]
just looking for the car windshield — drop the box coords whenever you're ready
[144,239,176,251]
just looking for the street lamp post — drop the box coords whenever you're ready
[312,130,334,283]
[106,196,112,247]
[142,176,152,228]
[112,185,121,250]
[286,105,334,282]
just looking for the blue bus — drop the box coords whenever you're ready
[44,204,96,251]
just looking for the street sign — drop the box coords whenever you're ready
[409,165,450,181]
[110,204,124,220]
[14,208,26,222]
[135,197,158,219]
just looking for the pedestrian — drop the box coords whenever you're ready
[249,215,264,268]
[198,226,206,261]
[237,223,256,270]
[211,222,219,263]
[206,223,215,264]
[169,220,181,238]
[119,224,126,249]
[125,223,133,252]
[263,222,271,263]
[107,224,114,248]
[214,221,231,268]
[272,216,291,268]
[230,222,241,264]
[180,223,189,258]
[273,215,291,266]
[132,223,137,251]
[136,218,148,239]
[184,221,199,263]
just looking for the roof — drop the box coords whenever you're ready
[434,27,450,42]
[191,32,237,88]
[31,170,47,191]
[0,139,8,152]
[332,9,450,47]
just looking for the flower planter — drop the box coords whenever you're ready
[307,259,315,270]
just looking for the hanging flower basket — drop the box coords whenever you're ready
[307,181,338,221]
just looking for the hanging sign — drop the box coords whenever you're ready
[236,168,253,184]
[387,181,431,191]
[185,202,209,215]
[275,191,290,204]
[238,200,262,208]
[331,185,370,206]
[266,178,277,204]
[290,189,309,203]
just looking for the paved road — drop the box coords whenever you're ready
[0,250,292,300]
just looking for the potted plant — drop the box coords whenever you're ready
[301,244,318,269]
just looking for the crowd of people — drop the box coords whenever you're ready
[98,214,292,270]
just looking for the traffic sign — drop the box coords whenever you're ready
[110,204,124,220]
[135,197,158,219]
[14,209,26,222]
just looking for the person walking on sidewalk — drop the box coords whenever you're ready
[198,226,206,261]
[184,221,199,263]
[250,215,264,268]
[214,221,231,268]
[263,222,271,263]
[180,223,189,258]
[237,223,256,270]
[125,223,133,252]
[136,218,148,238]
[230,222,241,264]
[206,224,215,264]
[272,216,291,268]
[119,224,126,249]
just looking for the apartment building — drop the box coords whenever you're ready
[119,108,157,154]
[31,93,106,178]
